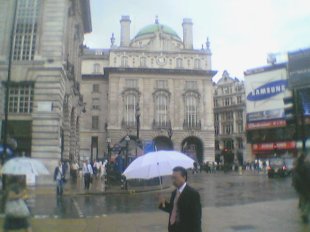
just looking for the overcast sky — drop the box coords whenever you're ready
[84,0,310,81]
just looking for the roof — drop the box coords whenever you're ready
[135,23,181,41]
[244,63,287,76]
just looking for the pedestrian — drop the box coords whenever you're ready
[292,153,310,224]
[53,160,65,196]
[71,161,79,183]
[3,177,32,232]
[83,160,93,190]
[159,166,202,232]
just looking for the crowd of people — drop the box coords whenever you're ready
[53,159,108,196]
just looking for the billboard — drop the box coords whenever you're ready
[244,65,289,128]
[300,88,310,117]
[288,48,310,88]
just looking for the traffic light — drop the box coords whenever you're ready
[283,96,296,125]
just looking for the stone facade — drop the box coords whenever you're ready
[213,71,247,162]
[80,16,217,163]
[0,0,91,177]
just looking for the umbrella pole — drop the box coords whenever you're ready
[158,175,162,190]
[156,162,163,190]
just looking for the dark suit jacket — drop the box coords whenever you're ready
[159,184,202,232]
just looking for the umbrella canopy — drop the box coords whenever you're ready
[123,150,194,180]
[1,157,49,176]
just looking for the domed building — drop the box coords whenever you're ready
[80,16,217,164]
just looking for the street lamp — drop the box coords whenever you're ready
[2,0,18,165]
[106,137,111,161]
[167,124,173,139]
[125,135,130,168]
[105,137,111,187]
[135,103,141,140]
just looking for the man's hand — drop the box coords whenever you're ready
[158,194,166,208]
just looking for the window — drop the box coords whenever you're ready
[223,123,233,135]
[237,111,243,119]
[176,58,183,68]
[238,123,243,133]
[238,139,243,149]
[214,113,219,122]
[140,57,146,67]
[185,81,197,89]
[185,93,199,127]
[125,94,137,126]
[237,96,242,104]
[92,116,99,129]
[13,0,41,60]
[156,80,167,89]
[194,59,201,69]
[125,79,138,88]
[155,94,168,126]
[224,98,230,106]
[224,140,234,149]
[121,56,128,67]
[8,84,34,113]
[236,85,243,92]
[215,140,220,150]
[93,63,100,73]
[214,99,219,107]
[92,98,100,110]
[215,124,219,135]
[226,111,233,121]
[92,84,99,93]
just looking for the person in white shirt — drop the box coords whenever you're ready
[83,160,93,190]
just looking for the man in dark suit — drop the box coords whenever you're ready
[159,166,202,232]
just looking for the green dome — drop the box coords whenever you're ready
[135,24,181,40]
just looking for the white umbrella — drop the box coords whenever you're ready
[123,150,194,183]
[1,157,49,176]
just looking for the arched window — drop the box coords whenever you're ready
[155,94,168,126]
[184,92,200,128]
[125,93,136,126]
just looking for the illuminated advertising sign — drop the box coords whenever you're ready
[244,64,289,126]
[246,80,287,101]
[288,48,310,88]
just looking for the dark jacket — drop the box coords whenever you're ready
[53,165,65,181]
[159,184,202,232]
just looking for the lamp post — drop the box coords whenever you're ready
[106,137,111,187]
[125,135,130,168]
[124,135,130,190]
[167,124,173,139]
[135,103,141,140]
[2,0,18,165]
[106,137,111,161]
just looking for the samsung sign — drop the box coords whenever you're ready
[247,80,288,101]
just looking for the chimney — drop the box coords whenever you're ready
[182,18,193,49]
[120,15,131,47]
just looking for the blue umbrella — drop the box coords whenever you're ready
[0,145,14,157]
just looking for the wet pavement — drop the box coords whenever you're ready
[1,171,307,232]
[24,171,297,219]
